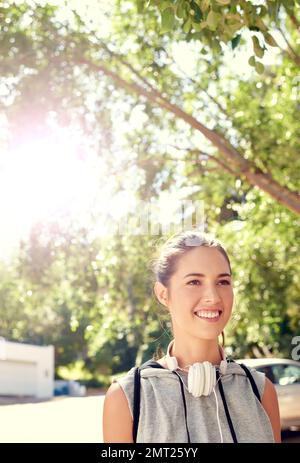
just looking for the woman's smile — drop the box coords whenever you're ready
[194,306,223,323]
[194,310,222,323]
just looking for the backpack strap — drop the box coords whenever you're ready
[238,363,261,402]
[132,367,141,443]
[132,360,164,442]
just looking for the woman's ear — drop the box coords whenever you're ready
[154,281,169,309]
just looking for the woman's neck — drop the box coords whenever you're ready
[169,337,223,368]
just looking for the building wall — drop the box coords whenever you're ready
[0,339,54,398]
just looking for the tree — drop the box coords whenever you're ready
[1,1,299,367]
[1,1,299,215]
[134,0,300,72]
[0,218,168,377]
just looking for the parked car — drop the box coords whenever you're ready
[236,358,300,431]
[54,380,86,397]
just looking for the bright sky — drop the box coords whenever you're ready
[0,131,103,260]
[0,0,286,262]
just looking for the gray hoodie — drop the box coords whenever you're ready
[113,361,275,443]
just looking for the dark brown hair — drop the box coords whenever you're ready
[151,229,231,288]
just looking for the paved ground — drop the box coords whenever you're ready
[0,394,105,443]
[0,393,299,443]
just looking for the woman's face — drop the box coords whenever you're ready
[157,246,234,341]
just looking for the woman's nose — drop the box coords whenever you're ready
[202,286,221,304]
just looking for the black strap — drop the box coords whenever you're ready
[239,363,261,402]
[216,369,238,443]
[132,361,164,442]
[132,367,141,443]
[172,371,191,443]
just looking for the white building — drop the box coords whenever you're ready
[0,338,54,399]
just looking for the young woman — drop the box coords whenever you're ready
[103,230,281,443]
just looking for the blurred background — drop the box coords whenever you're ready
[0,0,299,442]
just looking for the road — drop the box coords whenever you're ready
[0,394,299,443]
[0,395,105,443]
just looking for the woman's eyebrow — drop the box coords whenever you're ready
[183,272,231,278]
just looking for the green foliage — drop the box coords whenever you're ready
[218,194,300,358]
[131,0,298,70]
[0,219,167,378]
[0,0,299,384]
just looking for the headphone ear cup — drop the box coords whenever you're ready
[203,362,210,396]
[189,362,207,397]
[188,363,200,397]
[190,363,195,396]
[190,362,216,397]
[198,363,204,396]
[165,339,225,397]
[203,362,214,396]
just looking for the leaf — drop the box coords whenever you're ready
[158,1,172,11]
[226,22,243,36]
[211,39,222,54]
[190,1,203,23]
[248,55,256,67]
[196,20,209,31]
[263,32,278,47]
[252,35,264,59]
[175,1,185,19]
[216,0,230,5]
[254,16,268,32]
[189,32,203,41]
[258,5,268,16]
[200,0,210,13]
[255,61,265,74]
[207,10,221,31]
[183,17,192,33]
[226,13,242,21]
[192,22,204,31]
[231,34,241,50]
[160,7,175,33]
[267,0,281,20]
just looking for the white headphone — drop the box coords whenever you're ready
[165,339,228,398]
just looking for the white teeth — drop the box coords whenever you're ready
[195,311,220,319]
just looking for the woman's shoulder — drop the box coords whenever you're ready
[104,367,137,423]
[226,361,267,399]
[111,366,136,391]
[103,382,134,442]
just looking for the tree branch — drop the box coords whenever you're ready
[169,146,239,176]
[99,39,230,121]
[95,40,160,97]
[77,56,300,216]
[277,26,300,67]
[157,45,231,119]
[196,152,239,177]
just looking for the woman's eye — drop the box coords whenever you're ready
[218,280,231,285]
[187,280,201,286]
[187,279,231,286]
